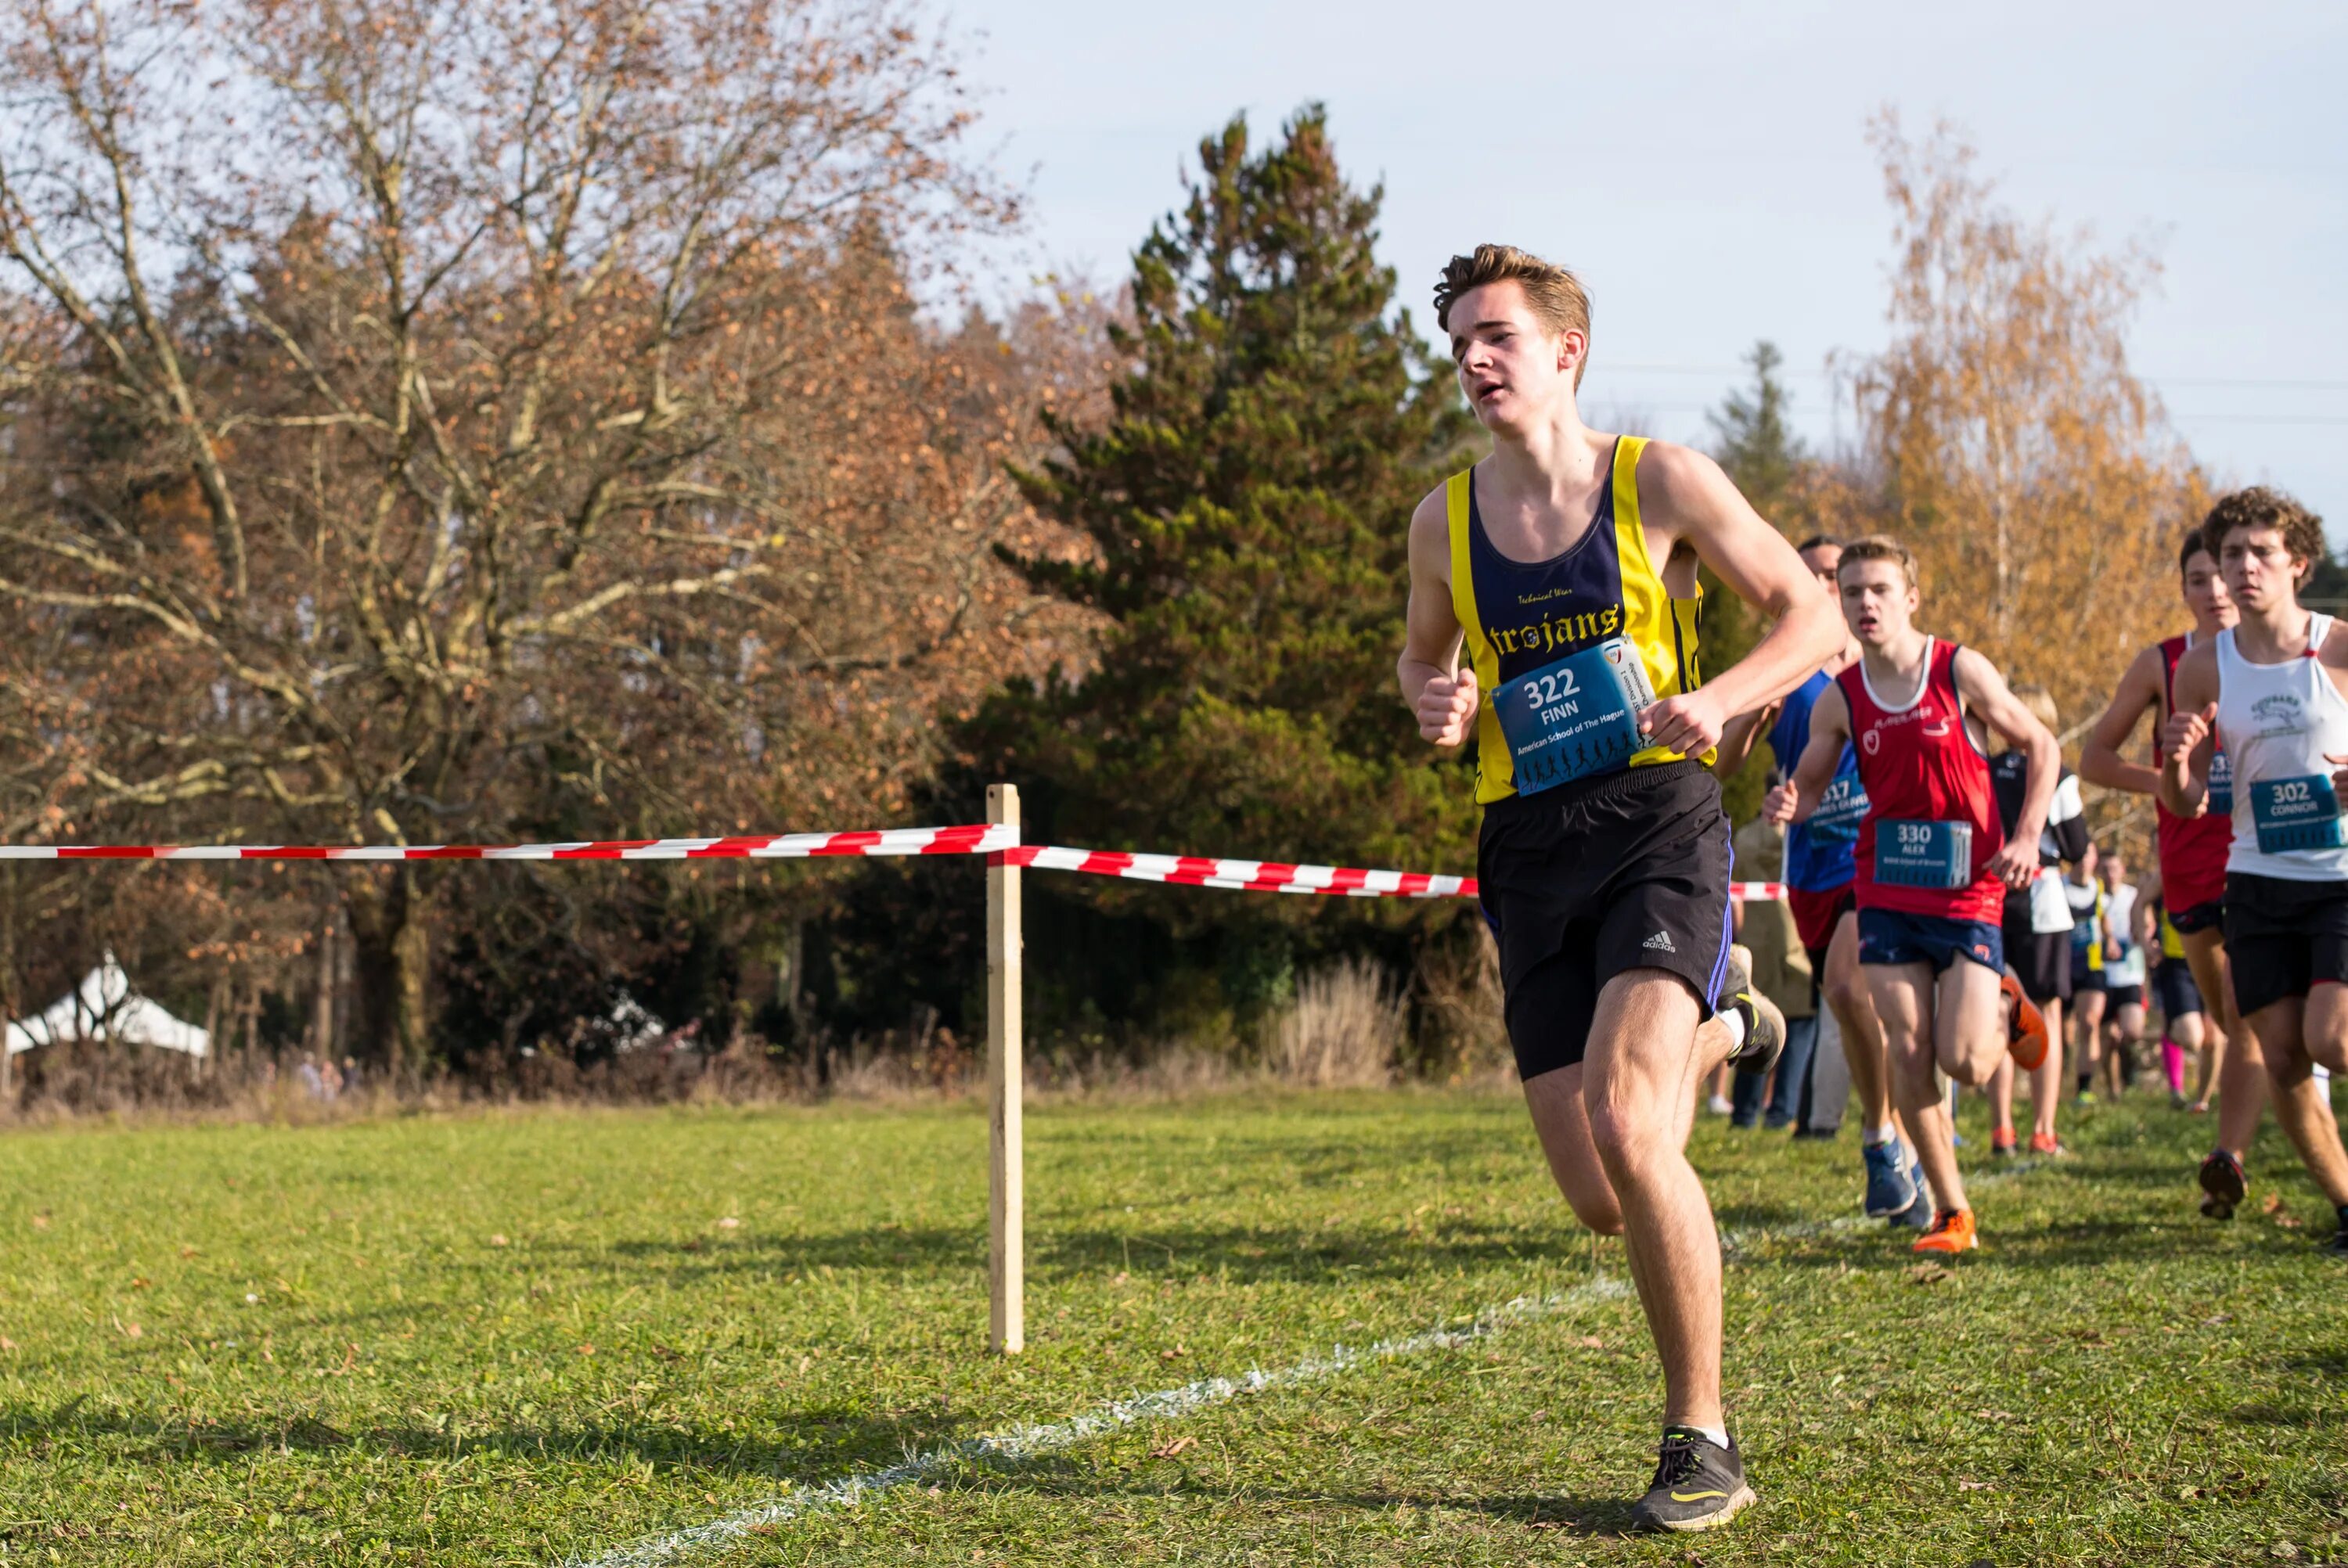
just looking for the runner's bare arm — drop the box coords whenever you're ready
[2079,645,2166,796]
[1712,699,1784,780]
[1633,443,1839,757]
[1398,488,1475,748]
[1761,682,1849,827]
[2158,643,2220,818]
[1954,647,2058,889]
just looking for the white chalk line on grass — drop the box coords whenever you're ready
[561,1277,1633,1568]
[1717,1156,2045,1254]
[566,1159,2059,1567]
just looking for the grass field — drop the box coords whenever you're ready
[0,1084,2342,1566]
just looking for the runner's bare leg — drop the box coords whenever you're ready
[1580,970,1735,1430]
[1871,962,1968,1216]
[2185,928,2266,1160]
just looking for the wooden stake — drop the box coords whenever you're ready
[986,782,1024,1354]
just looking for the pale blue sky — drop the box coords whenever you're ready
[959,0,2348,539]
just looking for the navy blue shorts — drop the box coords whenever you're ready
[1857,907,2004,975]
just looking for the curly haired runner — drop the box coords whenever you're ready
[2080,530,2268,1218]
[1766,537,2058,1255]
[2157,487,2348,1257]
[1398,244,1841,1532]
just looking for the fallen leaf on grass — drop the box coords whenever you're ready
[575,1343,595,1356]
[489,1234,510,1247]
[30,1214,48,1231]
[1159,1344,1187,1361]
[2259,1193,2303,1229]
[1972,1409,2018,1422]
[1578,1336,1605,1349]
[130,1277,151,1290]
[717,1217,740,1229]
[1151,1436,1196,1459]
[0,1336,16,1352]
[1908,1262,1951,1284]
[1959,1480,1996,1491]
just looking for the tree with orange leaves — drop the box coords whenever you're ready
[0,0,1069,1075]
[1843,113,2208,735]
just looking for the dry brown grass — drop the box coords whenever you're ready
[1263,956,1406,1088]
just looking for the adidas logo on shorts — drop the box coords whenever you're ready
[1644,930,1676,953]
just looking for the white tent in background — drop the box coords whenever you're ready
[3,955,211,1059]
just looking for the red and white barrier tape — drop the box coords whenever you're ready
[0,825,1014,862]
[0,826,1792,904]
[1007,845,1469,899]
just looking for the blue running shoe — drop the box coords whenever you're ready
[1889,1184,1934,1229]
[1863,1138,1918,1218]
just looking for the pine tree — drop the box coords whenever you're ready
[1703,340,1813,822]
[964,106,1475,927]
[1709,340,1806,516]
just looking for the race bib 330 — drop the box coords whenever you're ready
[1874,818,1974,889]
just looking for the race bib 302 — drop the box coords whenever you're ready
[2250,774,2346,855]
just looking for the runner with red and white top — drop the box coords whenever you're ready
[1766,536,2058,1253]
[2080,533,2267,1220]
[2158,487,2348,1257]
[1715,536,1921,1228]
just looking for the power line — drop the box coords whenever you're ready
[1576,399,2348,427]
[1597,363,2348,394]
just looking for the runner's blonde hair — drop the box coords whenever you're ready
[1433,246,1592,388]
[1835,535,1919,591]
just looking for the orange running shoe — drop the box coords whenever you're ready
[2002,973,2049,1071]
[1913,1207,1978,1254]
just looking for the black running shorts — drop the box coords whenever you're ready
[2170,898,2224,937]
[2223,872,2348,1020]
[2001,921,2073,1005]
[1477,760,1734,1082]
[2105,982,2145,1012]
[2153,958,2204,1021]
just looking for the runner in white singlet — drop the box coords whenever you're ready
[2159,487,2348,1257]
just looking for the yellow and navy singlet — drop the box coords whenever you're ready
[2157,901,2186,962]
[1448,435,1706,805]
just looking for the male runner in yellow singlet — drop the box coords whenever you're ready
[1399,245,1839,1531]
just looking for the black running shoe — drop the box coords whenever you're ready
[1630,1427,1756,1534]
[2327,1207,2348,1257]
[1719,947,1785,1080]
[2199,1149,2247,1221]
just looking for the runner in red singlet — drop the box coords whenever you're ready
[1766,537,2057,1253]
[2079,533,2267,1218]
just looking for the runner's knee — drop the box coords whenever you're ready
[1585,1096,1670,1175]
[1823,971,1870,1025]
